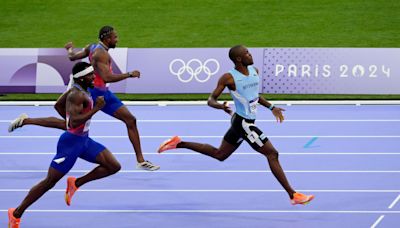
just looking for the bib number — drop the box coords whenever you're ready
[83,119,91,132]
[249,98,259,114]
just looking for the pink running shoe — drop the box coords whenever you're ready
[8,208,21,228]
[65,176,79,206]
[158,136,181,153]
[290,192,315,205]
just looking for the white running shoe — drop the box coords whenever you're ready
[136,160,160,171]
[8,113,28,133]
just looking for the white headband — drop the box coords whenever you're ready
[73,66,94,78]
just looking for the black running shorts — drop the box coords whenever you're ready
[223,113,269,150]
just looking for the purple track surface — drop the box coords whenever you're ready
[1,104,400,228]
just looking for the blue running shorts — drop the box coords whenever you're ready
[89,87,124,116]
[50,132,106,174]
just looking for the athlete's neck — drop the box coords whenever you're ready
[99,41,109,51]
[235,65,249,76]
[74,83,89,93]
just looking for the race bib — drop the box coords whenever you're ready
[83,119,91,132]
[249,98,259,114]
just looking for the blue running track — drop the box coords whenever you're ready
[1,104,400,228]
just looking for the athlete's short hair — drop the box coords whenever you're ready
[72,62,91,75]
[98,25,114,41]
[229,45,244,63]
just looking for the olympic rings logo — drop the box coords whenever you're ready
[169,58,220,83]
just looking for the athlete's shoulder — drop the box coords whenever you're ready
[218,72,234,85]
[220,72,234,80]
[87,43,103,53]
[67,88,85,103]
[91,46,109,61]
[61,88,73,99]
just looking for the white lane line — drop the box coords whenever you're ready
[0,209,399,214]
[370,215,385,228]
[370,192,400,227]
[1,152,400,155]
[0,170,399,173]
[0,189,399,193]
[2,119,400,123]
[1,135,400,139]
[388,194,400,209]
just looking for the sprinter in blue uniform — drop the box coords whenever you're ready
[8,62,121,228]
[9,26,159,171]
[158,45,314,206]
[65,26,159,171]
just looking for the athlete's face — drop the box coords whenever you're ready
[107,31,118,49]
[81,73,95,88]
[240,47,254,66]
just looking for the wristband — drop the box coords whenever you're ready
[268,104,275,111]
